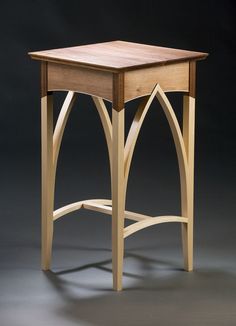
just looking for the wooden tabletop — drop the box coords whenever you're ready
[29,40,208,72]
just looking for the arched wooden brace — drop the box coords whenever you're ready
[121,84,189,239]
[92,96,112,174]
[52,85,189,236]
[53,91,77,176]
[52,92,113,196]
[42,85,193,275]
[123,84,188,212]
[124,84,160,197]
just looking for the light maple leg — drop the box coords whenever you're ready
[181,95,195,271]
[112,108,125,291]
[41,92,54,270]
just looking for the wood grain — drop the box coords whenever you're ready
[189,61,196,98]
[41,62,48,97]
[29,40,208,72]
[48,62,113,101]
[124,62,189,101]
[113,72,124,111]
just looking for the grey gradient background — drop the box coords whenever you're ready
[0,0,236,325]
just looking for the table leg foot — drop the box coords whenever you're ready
[182,223,193,271]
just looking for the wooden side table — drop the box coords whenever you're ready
[29,41,208,291]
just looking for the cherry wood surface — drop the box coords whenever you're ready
[29,40,208,72]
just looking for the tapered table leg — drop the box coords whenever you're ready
[112,108,125,291]
[41,91,54,270]
[181,94,195,271]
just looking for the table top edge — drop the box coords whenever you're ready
[28,51,208,73]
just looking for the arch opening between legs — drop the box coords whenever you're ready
[52,86,190,233]
[43,85,194,279]
[123,84,189,214]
